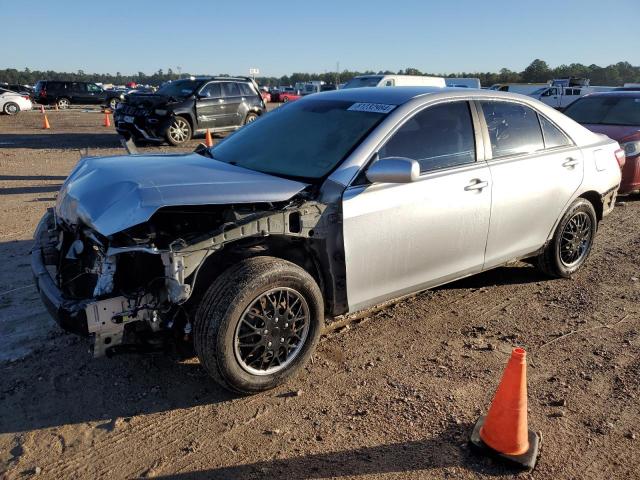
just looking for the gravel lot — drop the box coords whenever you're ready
[0,109,639,479]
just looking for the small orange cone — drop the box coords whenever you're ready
[103,112,111,127]
[42,114,51,130]
[470,347,540,470]
[205,128,213,147]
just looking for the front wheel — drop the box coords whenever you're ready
[537,198,597,278]
[194,257,324,394]
[108,98,120,110]
[166,116,192,146]
[3,102,19,115]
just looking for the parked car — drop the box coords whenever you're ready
[32,87,621,393]
[342,74,445,89]
[0,87,33,115]
[114,77,266,146]
[33,80,124,110]
[489,83,547,95]
[445,78,481,89]
[0,83,34,97]
[278,87,302,103]
[563,91,640,194]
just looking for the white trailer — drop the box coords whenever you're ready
[343,75,445,89]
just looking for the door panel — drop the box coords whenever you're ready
[343,165,492,311]
[195,82,225,130]
[478,100,584,267]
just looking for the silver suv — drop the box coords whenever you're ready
[32,87,622,393]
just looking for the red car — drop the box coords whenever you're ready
[277,88,302,103]
[563,92,640,194]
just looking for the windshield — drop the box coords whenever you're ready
[156,79,203,99]
[563,96,640,126]
[210,99,391,180]
[342,76,383,89]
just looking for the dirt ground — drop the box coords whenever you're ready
[0,109,639,480]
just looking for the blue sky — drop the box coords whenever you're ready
[2,0,638,76]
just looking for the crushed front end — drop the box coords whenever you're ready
[31,209,194,356]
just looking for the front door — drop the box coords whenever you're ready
[195,82,225,130]
[342,101,492,312]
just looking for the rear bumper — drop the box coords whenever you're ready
[619,155,640,194]
[31,211,89,336]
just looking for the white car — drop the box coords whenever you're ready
[0,87,33,115]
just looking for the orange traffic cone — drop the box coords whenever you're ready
[42,114,51,130]
[470,347,540,470]
[103,112,111,127]
[205,128,213,147]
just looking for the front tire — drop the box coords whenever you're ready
[3,102,19,115]
[108,98,120,110]
[194,257,323,394]
[537,198,597,278]
[166,116,192,146]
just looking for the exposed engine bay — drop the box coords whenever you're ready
[32,199,329,357]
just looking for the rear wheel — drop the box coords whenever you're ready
[166,116,192,146]
[56,97,70,109]
[282,96,289,103]
[537,198,597,278]
[194,257,323,394]
[3,102,19,115]
[244,112,258,125]
[108,98,120,110]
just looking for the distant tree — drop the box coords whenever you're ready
[521,59,551,82]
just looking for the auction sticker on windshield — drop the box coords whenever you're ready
[347,103,397,114]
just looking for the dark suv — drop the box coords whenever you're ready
[33,81,124,110]
[113,77,266,146]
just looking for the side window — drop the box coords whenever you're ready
[539,115,572,149]
[87,83,101,93]
[384,79,394,87]
[71,82,86,92]
[238,82,254,96]
[378,101,476,173]
[480,101,544,159]
[221,82,240,97]
[200,82,221,98]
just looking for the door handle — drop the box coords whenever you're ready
[464,179,488,191]
[562,158,580,168]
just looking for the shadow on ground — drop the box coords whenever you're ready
[0,133,122,149]
[0,174,66,196]
[152,423,518,479]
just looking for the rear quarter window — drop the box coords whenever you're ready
[539,115,572,149]
[238,82,256,96]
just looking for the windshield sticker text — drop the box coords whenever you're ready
[347,103,397,114]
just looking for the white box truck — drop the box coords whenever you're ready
[342,75,445,89]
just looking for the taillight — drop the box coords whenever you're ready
[614,148,626,168]
[23,95,30,100]
[40,89,47,98]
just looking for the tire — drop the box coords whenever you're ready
[244,112,258,125]
[537,198,597,278]
[282,96,289,103]
[166,116,192,146]
[57,97,70,109]
[3,102,19,115]
[108,98,120,110]
[194,256,324,394]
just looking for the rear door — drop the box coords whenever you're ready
[86,83,104,104]
[220,82,243,126]
[195,82,225,130]
[478,100,583,268]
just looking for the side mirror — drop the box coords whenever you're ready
[366,157,420,184]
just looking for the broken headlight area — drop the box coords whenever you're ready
[33,209,194,357]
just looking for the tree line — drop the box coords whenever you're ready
[2,60,639,88]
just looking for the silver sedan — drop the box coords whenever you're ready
[32,87,622,393]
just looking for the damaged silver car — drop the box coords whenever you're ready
[32,87,622,393]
